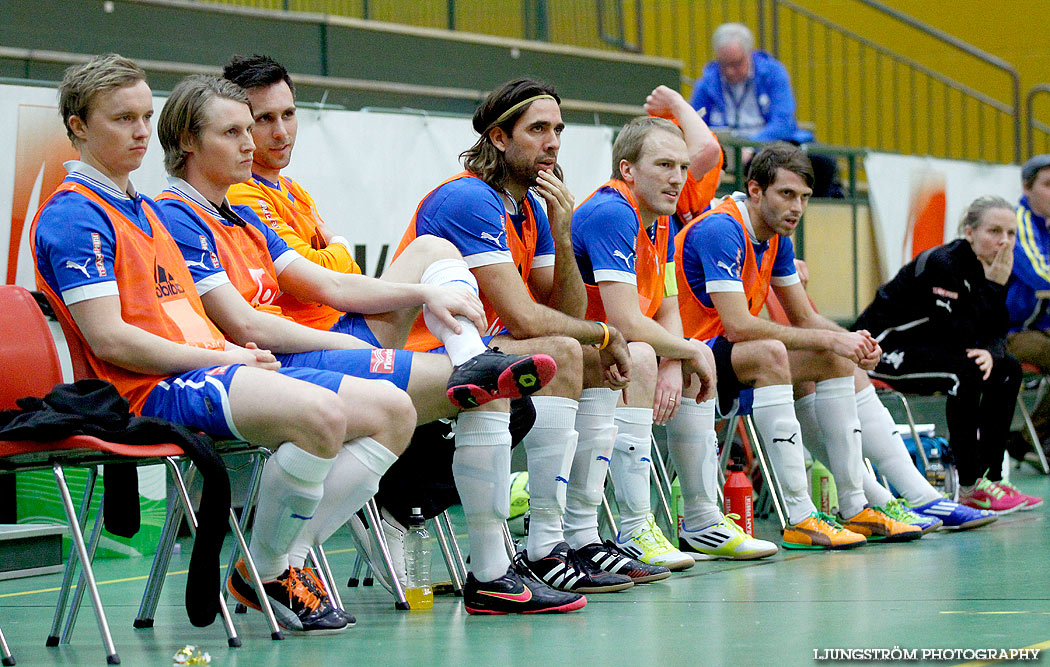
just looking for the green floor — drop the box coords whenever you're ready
[3,468,1049,667]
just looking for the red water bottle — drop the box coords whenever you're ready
[723,460,754,535]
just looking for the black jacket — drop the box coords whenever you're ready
[0,379,230,627]
[853,239,1008,355]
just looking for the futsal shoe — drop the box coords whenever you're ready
[678,513,779,560]
[447,348,557,408]
[882,498,942,534]
[464,556,587,615]
[906,497,997,530]
[957,478,1026,514]
[522,541,634,593]
[615,514,695,571]
[781,512,866,550]
[227,561,347,634]
[994,479,1043,510]
[575,540,671,583]
[839,506,922,542]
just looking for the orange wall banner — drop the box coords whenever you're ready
[864,152,1021,280]
[1,83,613,288]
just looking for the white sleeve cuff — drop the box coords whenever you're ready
[464,250,514,269]
[531,254,555,269]
[273,250,302,276]
[593,269,637,285]
[327,236,352,251]
[195,271,232,295]
[705,280,745,293]
[771,274,801,287]
[61,281,119,306]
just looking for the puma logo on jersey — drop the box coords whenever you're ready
[935,299,952,313]
[185,253,211,270]
[65,259,91,277]
[716,259,740,277]
[613,249,635,269]
[883,350,905,369]
[480,230,505,245]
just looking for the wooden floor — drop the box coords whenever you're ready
[2,465,1048,667]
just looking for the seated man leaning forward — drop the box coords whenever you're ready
[572,96,778,561]
[32,54,416,634]
[153,74,577,617]
[674,143,921,548]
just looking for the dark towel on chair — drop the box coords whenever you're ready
[0,379,231,627]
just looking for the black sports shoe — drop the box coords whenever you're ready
[522,541,633,593]
[576,540,671,583]
[463,555,587,615]
[447,348,557,409]
[510,395,536,447]
[228,563,347,634]
[300,567,356,627]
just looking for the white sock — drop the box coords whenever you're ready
[751,385,815,525]
[797,393,894,507]
[814,377,868,519]
[611,406,654,538]
[665,397,722,530]
[287,437,398,568]
[249,443,335,581]
[522,396,578,558]
[564,388,619,549]
[855,385,940,505]
[420,258,487,365]
[452,410,513,582]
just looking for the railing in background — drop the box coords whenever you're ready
[1027,85,1050,159]
[187,0,1022,164]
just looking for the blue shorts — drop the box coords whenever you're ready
[275,347,414,390]
[141,364,346,440]
[330,312,382,348]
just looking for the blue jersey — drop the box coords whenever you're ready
[680,196,798,308]
[572,185,675,287]
[156,178,300,296]
[413,176,555,270]
[35,161,157,306]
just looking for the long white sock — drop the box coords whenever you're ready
[751,384,815,525]
[796,393,894,507]
[452,410,513,582]
[611,406,654,538]
[564,388,619,549]
[665,397,722,530]
[522,396,578,558]
[420,258,487,365]
[814,376,868,519]
[249,443,335,581]
[855,385,941,505]
[287,437,398,568]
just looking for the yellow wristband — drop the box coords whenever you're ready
[595,321,610,350]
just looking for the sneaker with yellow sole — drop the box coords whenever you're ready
[678,513,779,560]
[840,506,923,542]
[782,512,867,550]
[615,514,694,571]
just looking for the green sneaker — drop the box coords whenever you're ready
[615,514,694,571]
[883,498,941,534]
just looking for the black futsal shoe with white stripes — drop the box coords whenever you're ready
[522,541,634,593]
[576,540,671,583]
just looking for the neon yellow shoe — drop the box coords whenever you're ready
[508,471,530,519]
[678,513,779,560]
[615,514,694,571]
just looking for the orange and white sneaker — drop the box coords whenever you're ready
[782,512,867,550]
[840,506,923,543]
